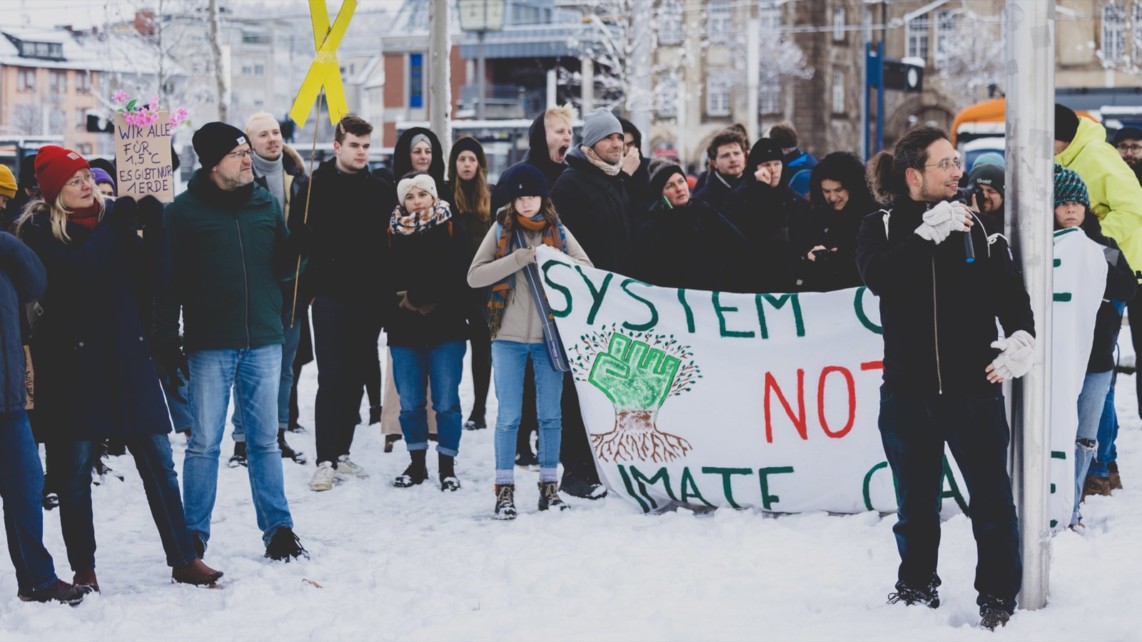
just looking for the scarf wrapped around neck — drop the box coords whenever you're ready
[485,213,567,336]
[581,146,622,176]
[68,202,103,230]
[389,200,453,236]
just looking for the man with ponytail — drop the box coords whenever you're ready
[855,126,1034,630]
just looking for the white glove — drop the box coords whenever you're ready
[989,330,1035,381]
[914,201,970,245]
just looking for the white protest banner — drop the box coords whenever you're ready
[536,239,1102,529]
[114,111,174,202]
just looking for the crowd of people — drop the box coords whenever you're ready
[0,101,1138,630]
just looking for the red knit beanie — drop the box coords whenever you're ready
[34,145,90,204]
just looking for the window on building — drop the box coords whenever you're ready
[655,72,679,118]
[706,71,733,117]
[658,0,684,46]
[77,143,93,156]
[76,71,91,94]
[759,71,780,115]
[50,70,67,94]
[75,109,85,127]
[833,5,846,41]
[409,52,424,109]
[1102,2,1126,63]
[906,14,930,62]
[17,68,35,92]
[707,0,731,44]
[1135,2,1142,62]
[759,3,780,38]
[934,10,958,68]
[832,70,845,114]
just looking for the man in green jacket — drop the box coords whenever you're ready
[155,122,310,562]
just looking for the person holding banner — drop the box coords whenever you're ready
[386,172,471,491]
[856,126,1035,631]
[800,152,878,292]
[16,146,224,588]
[469,163,592,519]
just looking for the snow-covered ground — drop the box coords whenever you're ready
[2,331,1140,642]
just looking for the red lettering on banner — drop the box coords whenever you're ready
[764,369,807,443]
[818,366,856,439]
[860,360,883,371]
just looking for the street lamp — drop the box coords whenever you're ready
[458,0,506,121]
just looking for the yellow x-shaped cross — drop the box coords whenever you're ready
[289,0,356,127]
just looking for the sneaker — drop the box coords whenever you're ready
[310,461,339,492]
[384,434,402,453]
[228,442,247,468]
[980,606,1011,630]
[18,580,86,606]
[265,527,308,562]
[538,481,569,511]
[561,477,608,500]
[1108,461,1123,490]
[886,577,941,609]
[172,559,224,587]
[278,430,307,465]
[336,456,369,479]
[1082,474,1112,500]
[515,447,539,471]
[42,491,59,511]
[493,484,517,520]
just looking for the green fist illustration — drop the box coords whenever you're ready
[588,334,681,410]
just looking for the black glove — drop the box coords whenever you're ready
[108,196,139,230]
[137,195,165,233]
[154,338,189,397]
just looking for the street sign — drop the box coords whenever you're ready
[883,60,924,92]
[458,0,506,32]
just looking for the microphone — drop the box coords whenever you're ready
[963,228,976,263]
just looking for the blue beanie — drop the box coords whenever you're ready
[499,163,547,202]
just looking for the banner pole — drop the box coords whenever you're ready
[290,87,324,329]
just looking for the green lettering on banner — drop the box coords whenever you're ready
[629,465,677,511]
[755,293,805,339]
[576,267,613,325]
[701,467,753,508]
[940,455,969,514]
[1050,450,1066,496]
[540,260,574,317]
[863,461,893,511]
[758,466,795,510]
[853,286,883,335]
[620,278,659,332]
[616,464,652,513]
[677,289,696,333]
[712,292,755,338]
[679,467,716,507]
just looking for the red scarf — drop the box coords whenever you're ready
[68,203,102,230]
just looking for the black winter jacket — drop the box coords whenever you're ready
[855,196,1034,397]
[692,171,740,214]
[721,177,798,293]
[798,196,877,292]
[634,198,749,292]
[550,149,634,275]
[0,231,45,413]
[385,214,470,348]
[1075,214,1136,373]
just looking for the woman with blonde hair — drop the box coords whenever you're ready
[17,146,222,591]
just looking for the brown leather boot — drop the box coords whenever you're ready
[172,559,224,587]
[73,568,99,593]
[1082,474,1112,500]
[1108,461,1123,491]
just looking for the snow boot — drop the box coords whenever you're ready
[172,559,224,587]
[264,526,308,562]
[980,606,1011,630]
[42,490,59,511]
[228,442,247,468]
[1082,474,1111,500]
[538,481,569,511]
[886,576,940,609]
[493,484,517,520]
[439,454,460,492]
[384,434,402,453]
[393,450,428,488]
[73,568,99,593]
[1109,461,1123,490]
[278,430,306,465]
[18,580,86,605]
[561,476,607,500]
[464,414,487,430]
[369,405,382,425]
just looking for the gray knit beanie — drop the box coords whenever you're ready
[580,109,623,149]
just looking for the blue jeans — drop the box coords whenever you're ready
[1090,375,1119,478]
[54,434,198,570]
[161,377,194,433]
[878,389,1021,611]
[491,341,564,480]
[233,310,303,441]
[390,340,465,457]
[0,410,60,594]
[1073,370,1114,524]
[184,346,293,546]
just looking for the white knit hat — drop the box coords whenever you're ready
[397,173,438,204]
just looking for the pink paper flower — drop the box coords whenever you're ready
[112,90,128,104]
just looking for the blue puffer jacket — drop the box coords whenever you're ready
[0,231,46,414]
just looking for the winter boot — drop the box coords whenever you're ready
[264,526,309,562]
[561,475,607,500]
[18,580,86,605]
[1082,474,1111,500]
[384,434,402,453]
[172,559,224,587]
[228,442,247,468]
[73,568,99,593]
[393,450,428,488]
[1109,461,1123,490]
[278,430,307,465]
[369,405,382,425]
[538,481,569,511]
[980,606,1011,630]
[464,414,487,430]
[886,576,940,609]
[439,454,461,492]
[493,484,517,520]
[42,490,59,511]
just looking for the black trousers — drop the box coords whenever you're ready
[312,296,380,464]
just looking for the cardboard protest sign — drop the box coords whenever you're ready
[536,236,1102,529]
[114,111,174,202]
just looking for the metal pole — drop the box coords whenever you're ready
[1005,0,1053,611]
[581,57,594,115]
[629,0,652,154]
[476,30,487,120]
[746,14,760,145]
[546,68,557,110]
[430,0,452,153]
[875,40,884,154]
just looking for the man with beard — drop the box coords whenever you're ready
[693,128,748,213]
[799,152,878,292]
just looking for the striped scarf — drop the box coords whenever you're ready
[484,214,567,336]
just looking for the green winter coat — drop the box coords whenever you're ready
[157,170,293,351]
[1056,117,1142,281]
